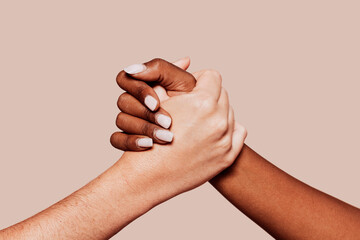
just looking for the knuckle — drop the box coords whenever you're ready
[215,142,234,168]
[133,84,148,99]
[203,99,217,112]
[117,93,129,110]
[208,116,228,135]
[222,154,235,166]
[143,108,152,121]
[143,108,157,123]
[110,132,121,148]
[141,122,151,136]
[149,58,164,70]
[110,132,117,145]
[124,136,132,149]
[203,69,222,83]
[116,70,127,87]
[216,118,228,133]
[138,84,149,97]
[194,96,217,113]
[219,136,232,151]
[116,112,126,128]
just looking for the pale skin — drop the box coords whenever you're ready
[1,58,359,240]
[0,64,246,239]
[115,57,360,240]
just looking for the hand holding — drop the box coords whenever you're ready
[111,58,196,150]
[113,58,247,201]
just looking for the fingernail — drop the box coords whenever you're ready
[144,95,157,111]
[154,129,174,142]
[123,63,147,74]
[137,138,153,148]
[156,114,172,129]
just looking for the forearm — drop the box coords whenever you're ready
[0,155,160,240]
[210,145,360,240]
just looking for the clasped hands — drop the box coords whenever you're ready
[110,57,247,202]
[2,57,358,240]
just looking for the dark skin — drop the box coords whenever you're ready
[111,58,196,149]
[113,57,360,240]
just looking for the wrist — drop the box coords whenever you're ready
[114,150,180,209]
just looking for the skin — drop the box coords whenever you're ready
[111,57,198,148]
[211,145,360,240]
[0,64,246,239]
[116,57,360,240]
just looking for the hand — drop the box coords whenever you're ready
[111,57,196,149]
[112,59,247,201]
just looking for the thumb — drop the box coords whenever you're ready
[118,58,196,111]
[151,57,191,101]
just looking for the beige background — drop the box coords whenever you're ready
[1,0,359,239]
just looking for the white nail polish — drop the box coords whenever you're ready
[156,114,172,129]
[123,63,147,74]
[144,95,157,111]
[154,129,174,142]
[137,138,153,148]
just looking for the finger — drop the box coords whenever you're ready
[229,122,247,160]
[192,69,207,79]
[219,106,235,141]
[153,85,170,103]
[117,92,172,129]
[123,58,196,93]
[151,57,191,100]
[193,70,222,100]
[172,56,191,70]
[228,106,235,134]
[217,88,230,117]
[116,112,173,143]
[110,132,153,151]
[116,70,160,111]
